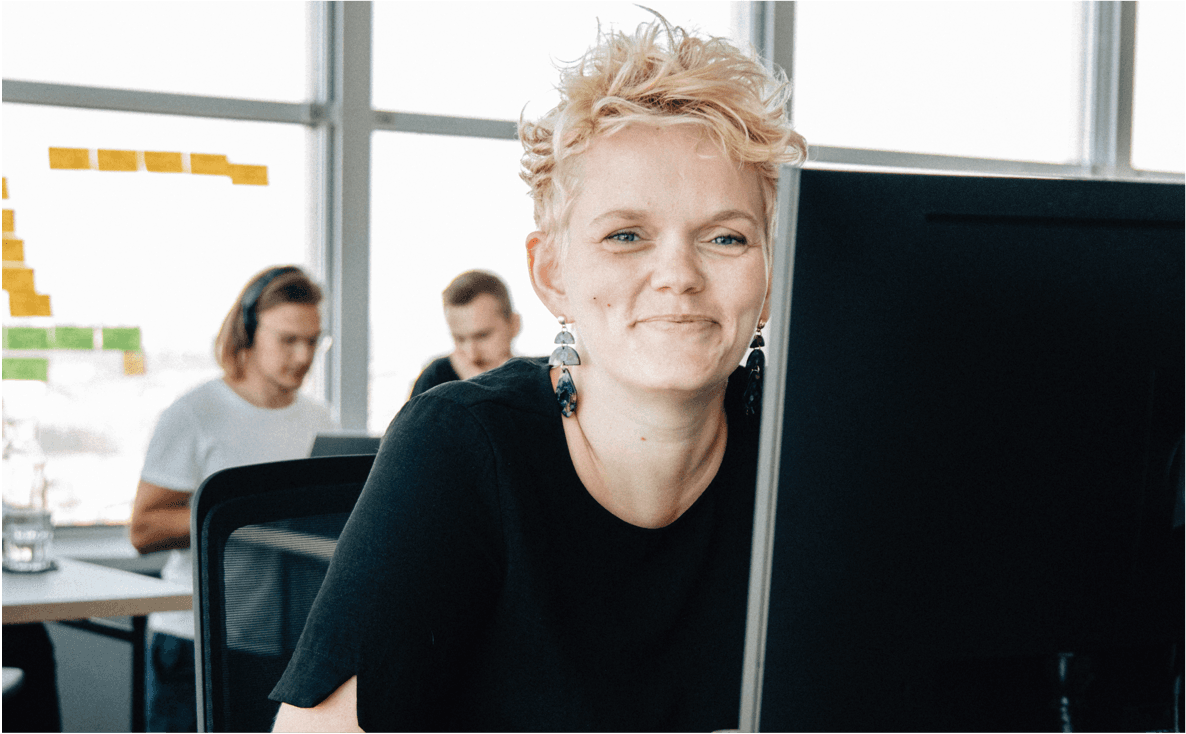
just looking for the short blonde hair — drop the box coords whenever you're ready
[519,16,807,260]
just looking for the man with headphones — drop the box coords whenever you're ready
[130,266,338,731]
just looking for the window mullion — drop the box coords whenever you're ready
[1085,1,1138,177]
[323,1,373,431]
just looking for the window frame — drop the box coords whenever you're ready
[4,1,1180,435]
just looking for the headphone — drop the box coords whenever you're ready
[240,266,301,346]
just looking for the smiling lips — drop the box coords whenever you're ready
[635,315,717,328]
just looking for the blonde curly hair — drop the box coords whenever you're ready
[519,15,807,261]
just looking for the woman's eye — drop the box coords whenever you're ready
[607,231,640,243]
[711,234,746,246]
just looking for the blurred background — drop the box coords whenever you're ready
[2,0,1183,527]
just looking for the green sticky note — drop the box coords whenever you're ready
[3,327,51,350]
[102,327,141,351]
[3,357,48,381]
[53,326,94,350]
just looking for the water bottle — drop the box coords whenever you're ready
[3,414,54,573]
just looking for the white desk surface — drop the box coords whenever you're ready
[2,557,192,625]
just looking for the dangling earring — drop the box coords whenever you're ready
[550,317,580,418]
[743,323,765,416]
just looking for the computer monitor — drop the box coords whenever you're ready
[743,169,1183,731]
[309,433,382,458]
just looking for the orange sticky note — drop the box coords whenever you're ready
[144,151,184,173]
[3,266,35,292]
[2,209,12,232]
[97,149,138,172]
[49,147,92,170]
[9,293,52,317]
[4,238,24,262]
[229,164,268,186]
[123,351,146,375]
[190,154,230,176]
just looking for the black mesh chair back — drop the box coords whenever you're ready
[192,454,374,732]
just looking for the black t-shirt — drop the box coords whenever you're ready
[409,356,461,399]
[271,357,760,731]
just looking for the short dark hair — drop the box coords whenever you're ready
[442,270,513,318]
[214,266,323,378]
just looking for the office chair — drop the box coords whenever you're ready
[192,454,375,732]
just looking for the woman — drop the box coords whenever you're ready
[273,17,805,731]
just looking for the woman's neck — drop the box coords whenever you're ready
[556,367,729,529]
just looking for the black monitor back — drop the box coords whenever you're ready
[755,170,1183,731]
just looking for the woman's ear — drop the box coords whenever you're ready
[527,231,567,317]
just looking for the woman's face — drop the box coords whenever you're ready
[533,124,770,398]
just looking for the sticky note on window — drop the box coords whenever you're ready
[2,210,12,233]
[124,351,146,375]
[54,327,94,350]
[8,293,52,317]
[2,178,7,199]
[3,239,23,262]
[229,164,268,186]
[97,149,138,172]
[3,327,51,350]
[3,357,48,381]
[102,327,141,351]
[190,154,230,176]
[49,147,92,170]
[3,266,35,292]
[144,151,184,173]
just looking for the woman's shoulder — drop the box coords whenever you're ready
[413,356,553,415]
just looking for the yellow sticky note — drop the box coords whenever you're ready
[97,149,138,172]
[9,293,51,317]
[123,351,146,375]
[49,147,92,170]
[190,154,230,176]
[3,266,35,292]
[4,238,25,262]
[2,178,7,199]
[229,164,268,186]
[2,210,12,233]
[144,151,184,173]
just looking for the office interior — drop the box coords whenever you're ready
[2,1,1183,731]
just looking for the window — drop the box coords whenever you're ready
[373,2,742,120]
[1131,1,1185,173]
[2,1,1181,527]
[792,2,1086,164]
[3,104,313,524]
[2,0,310,102]
[368,132,543,433]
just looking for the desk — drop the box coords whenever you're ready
[3,558,192,731]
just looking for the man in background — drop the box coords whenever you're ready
[409,270,521,399]
[130,266,337,731]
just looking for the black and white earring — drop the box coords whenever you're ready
[743,324,765,416]
[550,317,580,418]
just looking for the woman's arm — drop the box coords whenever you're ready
[274,677,361,732]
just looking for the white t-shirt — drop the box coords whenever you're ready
[139,378,338,639]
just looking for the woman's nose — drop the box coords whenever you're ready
[650,239,705,294]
